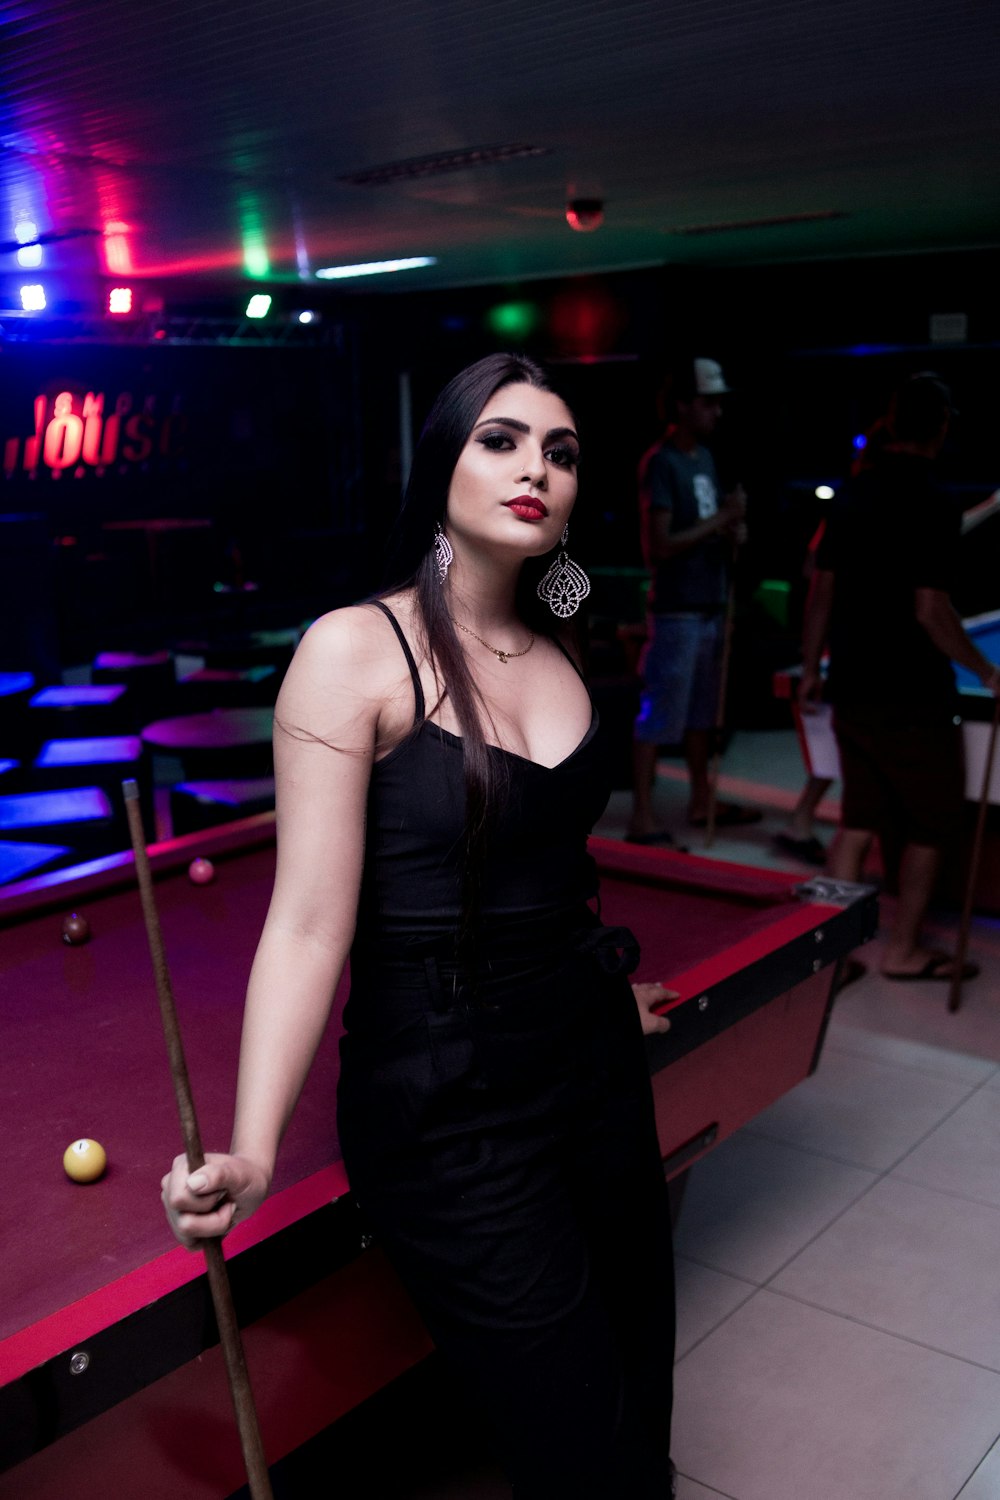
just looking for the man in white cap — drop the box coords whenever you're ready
[627,356,759,842]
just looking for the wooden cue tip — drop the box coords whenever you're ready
[122,777,141,802]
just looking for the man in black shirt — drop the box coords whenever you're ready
[801,374,1000,979]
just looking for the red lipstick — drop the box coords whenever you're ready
[504,495,548,521]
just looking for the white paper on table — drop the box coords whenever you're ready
[964,721,1000,804]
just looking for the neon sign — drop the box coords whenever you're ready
[3,390,187,479]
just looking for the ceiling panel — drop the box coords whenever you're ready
[2,0,999,298]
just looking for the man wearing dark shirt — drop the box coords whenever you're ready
[801,374,1000,979]
[628,357,755,841]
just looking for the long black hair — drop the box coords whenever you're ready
[382,353,577,942]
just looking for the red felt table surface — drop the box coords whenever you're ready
[1,843,344,1348]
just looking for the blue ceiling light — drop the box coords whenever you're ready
[14,218,42,268]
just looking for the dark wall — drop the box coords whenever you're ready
[0,334,370,666]
[352,249,1000,616]
[3,249,996,676]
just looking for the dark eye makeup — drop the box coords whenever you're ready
[475,430,579,467]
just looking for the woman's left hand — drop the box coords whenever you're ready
[632,981,678,1035]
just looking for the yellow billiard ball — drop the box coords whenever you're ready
[63,1139,107,1183]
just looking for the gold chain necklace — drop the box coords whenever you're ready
[452,617,536,665]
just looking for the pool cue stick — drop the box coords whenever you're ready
[947,697,1000,1015]
[704,572,738,849]
[122,782,274,1500]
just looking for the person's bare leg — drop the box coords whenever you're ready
[788,775,833,841]
[881,842,945,974]
[684,729,712,822]
[828,826,873,881]
[827,826,875,990]
[627,740,666,839]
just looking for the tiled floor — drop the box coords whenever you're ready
[291,731,1000,1499]
[621,733,1000,1500]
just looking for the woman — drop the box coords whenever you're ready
[163,354,678,1498]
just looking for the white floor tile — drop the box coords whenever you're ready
[673,1130,876,1283]
[893,1085,1000,1208]
[746,1044,974,1170]
[957,1436,1000,1499]
[672,1292,1000,1500]
[831,940,1000,1066]
[824,1019,997,1086]
[675,1256,757,1359]
[772,1176,1000,1370]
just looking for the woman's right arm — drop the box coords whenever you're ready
[162,607,392,1247]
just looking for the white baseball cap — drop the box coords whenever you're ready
[694,358,730,396]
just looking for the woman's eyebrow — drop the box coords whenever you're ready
[472,416,579,443]
[472,416,529,434]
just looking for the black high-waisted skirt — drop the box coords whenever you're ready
[337,912,676,1499]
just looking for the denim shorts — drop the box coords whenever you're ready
[633,612,724,745]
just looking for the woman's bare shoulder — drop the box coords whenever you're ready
[277,600,414,712]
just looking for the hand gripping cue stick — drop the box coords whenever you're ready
[122,781,274,1500]
[948,698,1000,1015]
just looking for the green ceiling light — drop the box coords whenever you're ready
[239,194,270,278]
[242,234,270,278]
[246,293,272,318]
[486,300,539,340]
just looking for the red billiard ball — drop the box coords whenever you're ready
[61,912,90,946]
[188,857,215,885]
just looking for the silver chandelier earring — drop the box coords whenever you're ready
[434,522,453,584]
[536,524,591,619]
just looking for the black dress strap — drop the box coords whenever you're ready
[369,600,426,724]
[552,634,587,684]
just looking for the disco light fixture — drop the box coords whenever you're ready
[108,286,134,315]
[20,284,46,311]
[246,293,272,318]
[15,220,43,268]
[315,257,437,280]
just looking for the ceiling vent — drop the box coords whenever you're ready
[338,144,550,186]
[672,210,849,236]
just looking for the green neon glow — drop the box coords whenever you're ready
[486,301,539,339]
[239,194,270,278]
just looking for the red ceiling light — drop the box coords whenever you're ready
[108,286,133,315]
[103,222,133,275]
[565,198,604,232]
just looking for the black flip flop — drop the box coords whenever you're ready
[773,833,828,866]
[882,954,980,982]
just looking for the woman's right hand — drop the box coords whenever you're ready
[161,1152,272,1249]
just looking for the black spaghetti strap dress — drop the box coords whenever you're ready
[337,602,676,1499]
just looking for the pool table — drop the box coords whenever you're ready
[0,816,876,1499]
